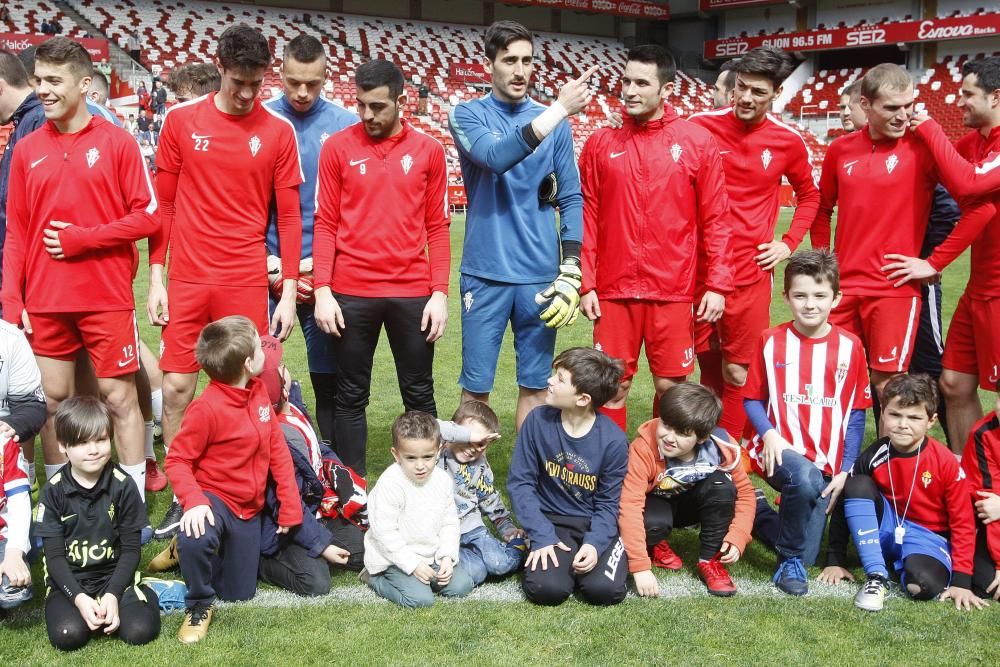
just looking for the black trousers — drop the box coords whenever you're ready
[644,469,737,561]
[332,294,436,474]
[972,525,999,599]
[521,514,628,607]
[46,584,160,651]
[259,517,366,597]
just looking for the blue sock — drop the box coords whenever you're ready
[844,498,889,578]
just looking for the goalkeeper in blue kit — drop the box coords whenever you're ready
[449,19,597,428]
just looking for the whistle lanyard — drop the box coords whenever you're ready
[886,442,921,545]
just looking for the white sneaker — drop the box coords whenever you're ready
[854,574,889,612]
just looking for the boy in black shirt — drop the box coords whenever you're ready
[35,397,160,650]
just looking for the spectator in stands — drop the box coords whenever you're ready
[153,80,167,115]
[125,112,137,135]
[52,18,62,34]
[168,62,221,103]
[448,20,594,429]
[41,19,53,35]
[713,59,738,109]
[0,6,11,23]
[417,78,429,115]
[838,79,865,132]
[137,81,151,115]
[128,30,142,63]
[137,109,152,144]
[151,113,161,145]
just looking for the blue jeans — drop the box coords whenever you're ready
[765,449,830,565]
[459,526,524,586]
[368,563,474,608]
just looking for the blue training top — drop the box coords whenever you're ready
[87,99,122,126]
[449,93,583,285]
[264,95,359,258]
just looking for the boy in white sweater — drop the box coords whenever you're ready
[363,411,474,607]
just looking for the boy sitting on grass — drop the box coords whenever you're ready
[619,383,755,598]
[961,385,1000,602]
[507,347,629,606]
[438,400,526,586]
[743,249,871,596]
[363,411,474,607]
[162,316,302,643]
[826,374,984,612]
[35,397,160,650]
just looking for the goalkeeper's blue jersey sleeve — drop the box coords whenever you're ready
[449,93,582,285]
[265,95,359,258]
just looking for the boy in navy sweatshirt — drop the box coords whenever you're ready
[507,347,629,606]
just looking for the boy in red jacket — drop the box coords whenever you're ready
[961,385,1000,601]
[163,316,302,644]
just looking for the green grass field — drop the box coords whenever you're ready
[3,211,998,665]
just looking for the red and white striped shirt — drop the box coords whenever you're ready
[1,435,30,544]
[277,404,322,477]
[744,322,872,475]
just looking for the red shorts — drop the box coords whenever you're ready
[160,280,269,374]
[693,277,772,365]
[830,294,919,373]
[942,294,1000,390]
[593,300,694,380]
[28,310,140,377]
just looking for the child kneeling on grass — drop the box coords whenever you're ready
[825,374,985,612]
[438,400,526,586]
[162,316,302,643]
[961,386,1000,602]
[619,383,755,598]
[363,411,474,607]
[36,397,160,650]
[507,347,629,606]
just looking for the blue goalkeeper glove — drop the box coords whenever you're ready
[535,257,582,329]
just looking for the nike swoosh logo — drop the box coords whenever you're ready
[349,158,369,166]
[857,528,878,536]
[719,150,732,155]
[118,356,136,368]
[877,355,897,363]
[31,156,48,169]
[610,151,626,159]
[681,358,694,368]
[191,133,211,140]
[61,514,77,522]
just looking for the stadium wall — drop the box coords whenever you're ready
[720,5,797,38]
[421,0,487,25]
[936,35,1000,60]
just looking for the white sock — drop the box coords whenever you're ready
[144,420,155,459]
[44,464,63,481]
[121,461,147,503]
[151,389,163,422]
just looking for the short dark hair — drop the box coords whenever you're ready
[35,36,93,80]
[735,46,793,88]
[720,58,739,73]
[392,410,441,448]
[0,50,29,88]
[659,383,722,442]
[626,44,676,85]
[169,62,221,99]
[217,24,271,71]
[882,373,938,419]
[552,348,624,411]
[285,34,325,64]
[355,58,404,99]
[784,249,840,293]
[861,63,912,101]
[963,56,1000,96]
[484,20,533,62]
[842,78,862,100]
[451,400,500,435]
[55,396,112,447]
[195,315,257,384]
[18,46,36,77]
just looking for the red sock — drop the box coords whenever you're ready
[697,350,724,398]
[719,381,747,441]
[601,405,628,433]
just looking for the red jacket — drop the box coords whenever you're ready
[312,121,450,297]
[962,412,1000,571]
[579,106,733,301]
[165,377,302,526]
[2,116,157,318]
[688,108,819,287]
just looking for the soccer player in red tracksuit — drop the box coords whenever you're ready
[811,63,995,406]
[147,26,303,533]
[688,47,820,440]
[1,38,157,504]
[580,44,733,433]
[312,59,450,475]
[881,56,1000,452]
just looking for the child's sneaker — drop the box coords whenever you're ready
[697,556,736,597]
[507,536,528,554]
[650,540,683,571]
[177,602,214,644]
[145,458,167,492]
[149,536,180,572]
[854,573,889,612]
[154,501,183,540]
[773,557,808,596]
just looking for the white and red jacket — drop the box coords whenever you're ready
[313,121,450,298]
[688,108,819,287]
[580,106,733,301]
[2,115,157,318]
